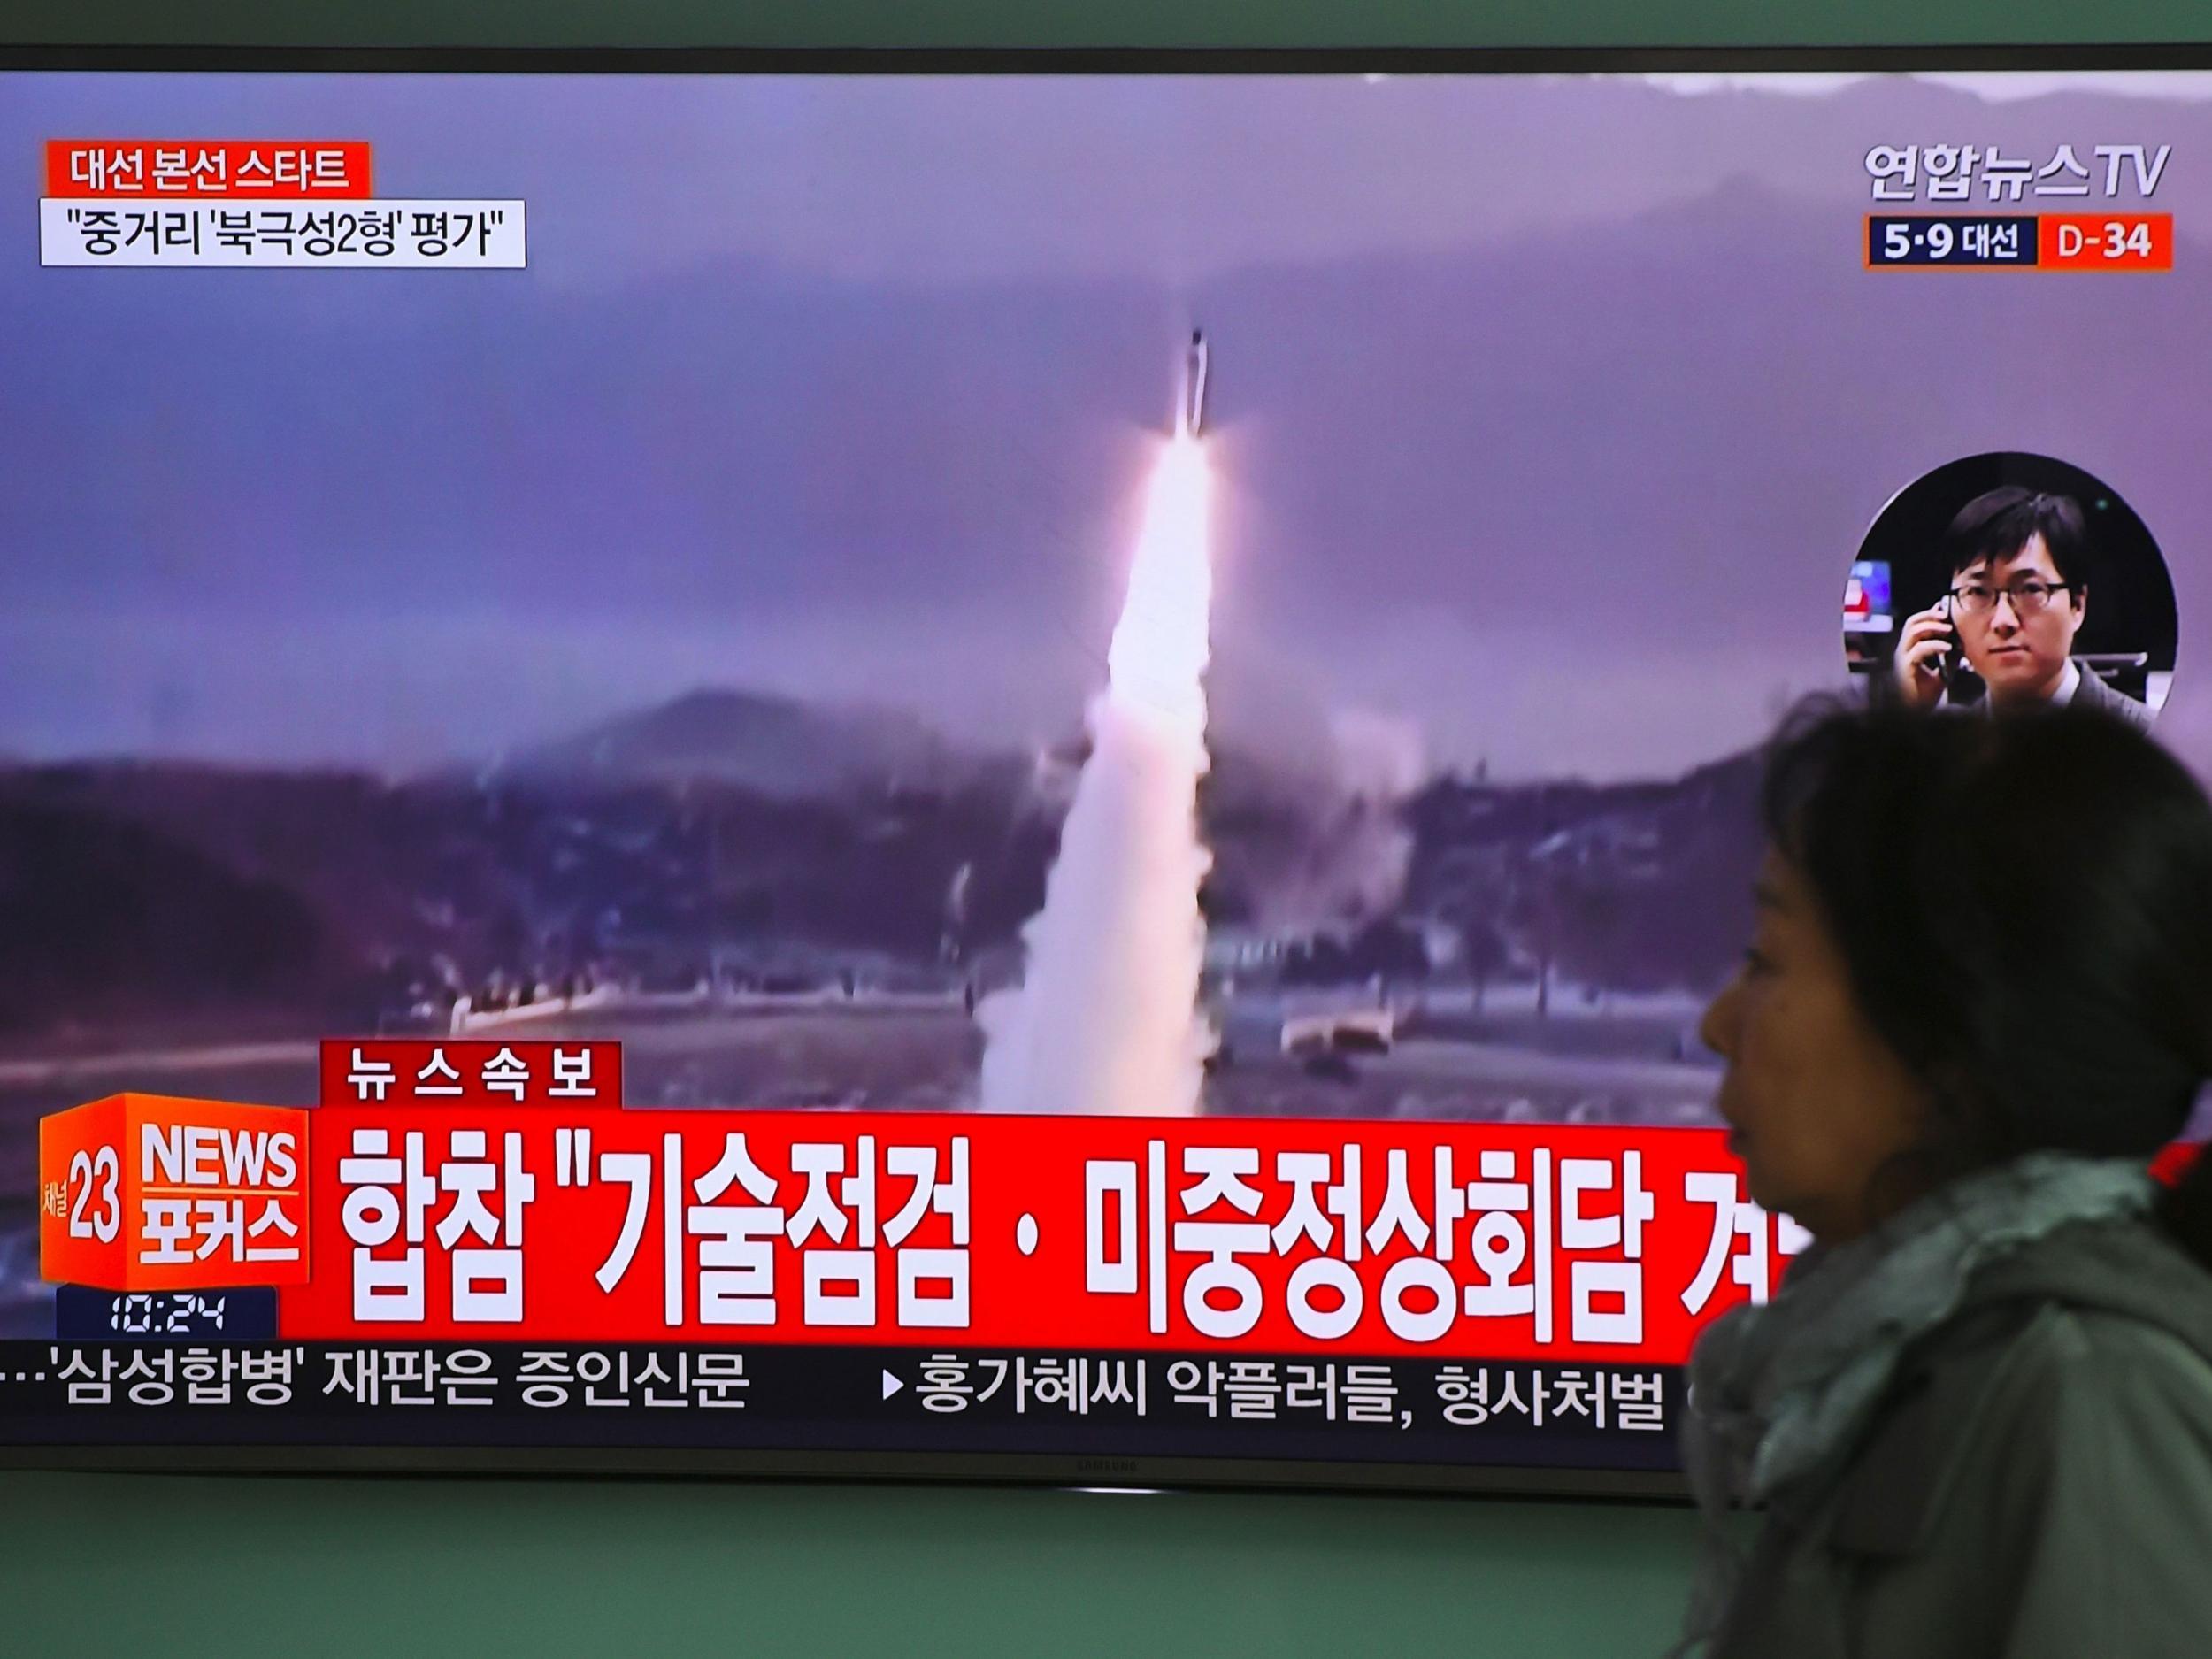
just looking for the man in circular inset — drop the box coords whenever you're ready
[1893,486,2152,729]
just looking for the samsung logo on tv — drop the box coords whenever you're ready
[1071,1457,1162,1491]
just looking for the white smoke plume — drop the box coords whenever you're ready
[1298,708,1422,926]
[1202,703,1425,935]
[979,432,1215,1116]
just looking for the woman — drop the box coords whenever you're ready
[1673,699,2212,1657]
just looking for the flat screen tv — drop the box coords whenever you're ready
[1,45,2204,1494]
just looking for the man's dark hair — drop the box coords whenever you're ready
[1759,698,2212,1256]
[1945,485,2091,594]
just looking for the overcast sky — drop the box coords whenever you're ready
[4,68,2208,780]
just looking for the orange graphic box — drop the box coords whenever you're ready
[39,1094,311,1291]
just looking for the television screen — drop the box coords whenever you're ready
[2,51,2204,1492]
[1843,560,1893,634]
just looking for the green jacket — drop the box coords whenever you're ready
[1709,1214,2212,1658]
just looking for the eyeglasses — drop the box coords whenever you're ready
[1948,579,2077,617]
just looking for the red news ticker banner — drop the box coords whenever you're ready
[43,1040,1806,1365]
[44,140,373,197]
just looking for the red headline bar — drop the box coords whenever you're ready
[38,1047,2204,1383]
[275,1103,1790,1363]
[44,140,373,197]
[37,1041,1810,1362]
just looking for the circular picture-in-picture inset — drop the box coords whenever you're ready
[1843,452,2177,727]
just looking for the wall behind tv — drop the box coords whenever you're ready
[2,0,2208,48]
[4,4,2207,1654]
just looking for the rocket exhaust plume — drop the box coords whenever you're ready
[979,399,1216,1115]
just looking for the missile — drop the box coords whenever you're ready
[1180,328,1210,436]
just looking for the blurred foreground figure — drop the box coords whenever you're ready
[1672,700,2212,1658]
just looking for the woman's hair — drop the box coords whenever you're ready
[1759,698,2212,1257]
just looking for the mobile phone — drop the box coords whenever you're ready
[1929,594,1956,686]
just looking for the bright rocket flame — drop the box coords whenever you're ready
[1106,432,1212,733]
[979,429,1216,1116]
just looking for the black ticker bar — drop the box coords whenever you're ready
[0,1340,1682,1479]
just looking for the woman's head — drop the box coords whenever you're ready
[1700,700,2212,1242]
